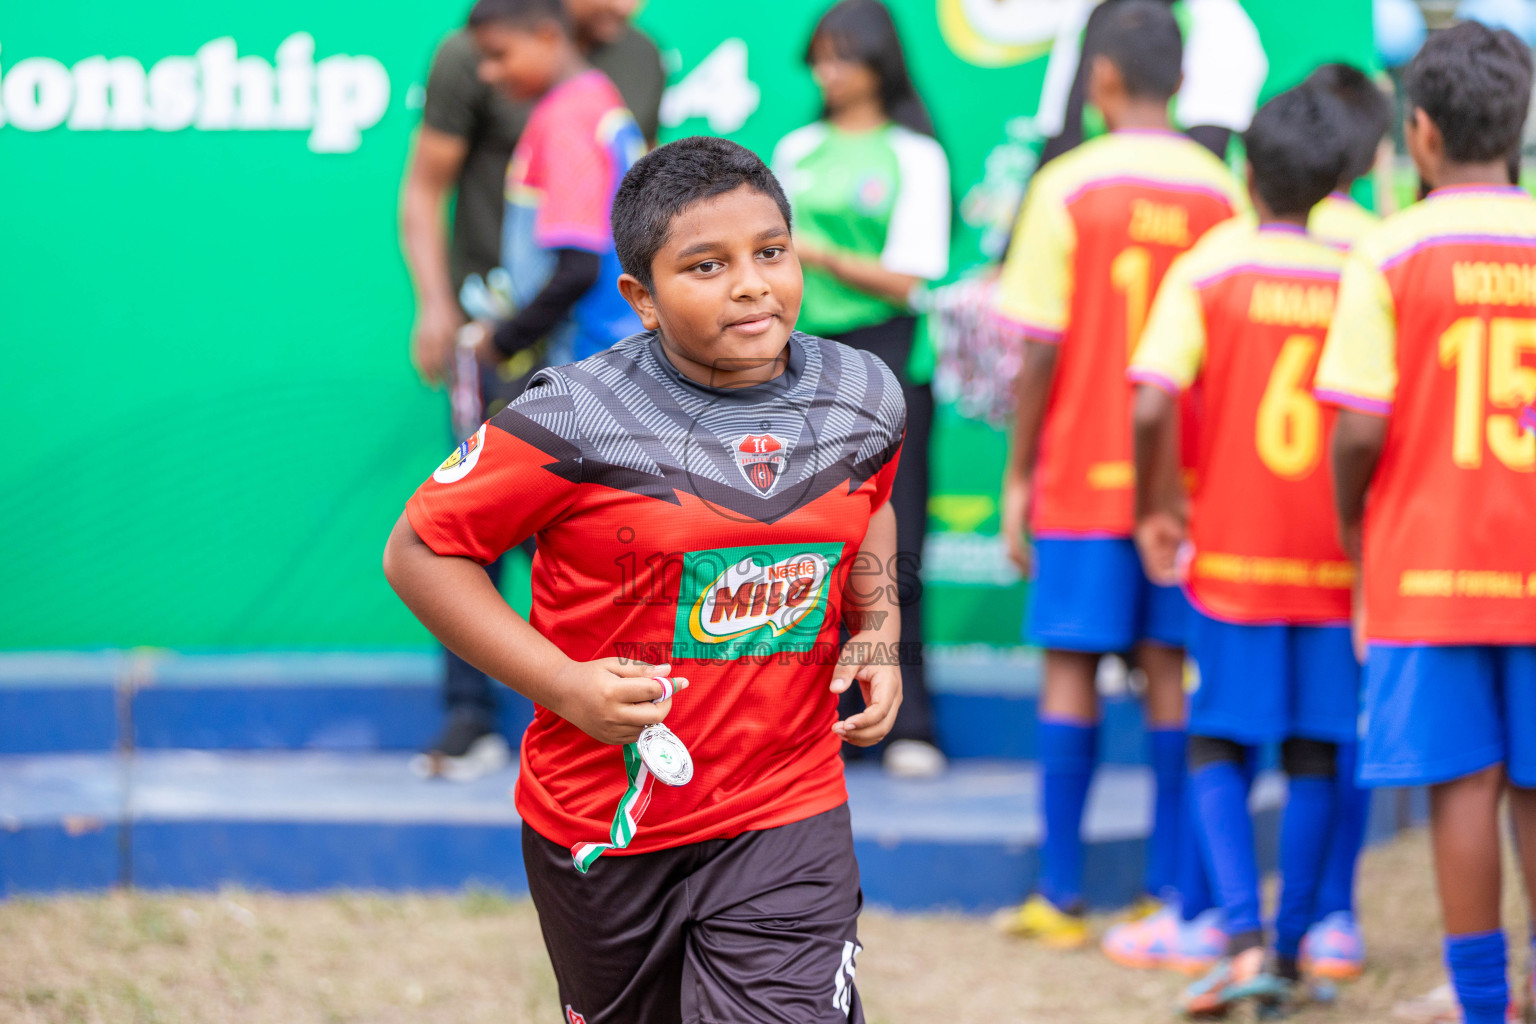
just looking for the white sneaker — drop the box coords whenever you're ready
[882,739,947,779]
[1391,982,1455,1023]
[410,732,511,782]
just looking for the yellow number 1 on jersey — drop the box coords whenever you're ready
[1111,245,1153,363]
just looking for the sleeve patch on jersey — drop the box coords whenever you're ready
[433,424,487,484]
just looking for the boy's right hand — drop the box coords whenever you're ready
[1134,511,1185,586]
[1001,466,1032,574]
[548,659,689,746]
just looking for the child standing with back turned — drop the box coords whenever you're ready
[1130,83,1356,1016]
[994,0,1241,949]
[1316,22,1536,1024]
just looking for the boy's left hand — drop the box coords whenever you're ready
[830,635,903,747]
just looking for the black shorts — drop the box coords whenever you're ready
[523,804,865,1024]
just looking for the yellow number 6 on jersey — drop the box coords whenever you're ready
[1256,334,1323,480]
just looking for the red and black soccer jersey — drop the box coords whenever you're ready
[406,331,905,853]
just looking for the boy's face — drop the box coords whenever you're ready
[473,21,565,100]
[618,185,801,381]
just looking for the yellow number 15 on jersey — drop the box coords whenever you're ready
[1439,316,1536,472]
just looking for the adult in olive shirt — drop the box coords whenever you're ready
[400,0,664,778]
[773,0,951,779]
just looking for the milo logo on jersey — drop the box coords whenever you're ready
[673,542,842,660]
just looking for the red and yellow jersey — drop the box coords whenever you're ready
[994,129,1242,536]
[1132,222,1350,624]
[1308,191,1380,252]
[406,332,904,853]
[1316,185,1536,644]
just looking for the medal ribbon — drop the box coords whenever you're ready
[570,742,655,873]
[568,677,675,875]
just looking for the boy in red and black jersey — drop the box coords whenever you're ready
[385,133,905,1023]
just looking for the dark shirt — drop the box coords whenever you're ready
[590,26,666,145]
[421,27,667,298]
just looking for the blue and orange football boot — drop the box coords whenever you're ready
[1103,905,1224,974]
[1103,903,1180,969]
[1298,911,1366,982]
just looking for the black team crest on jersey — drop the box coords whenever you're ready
[731,433,787,496]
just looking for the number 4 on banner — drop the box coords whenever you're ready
[659,39,761,134]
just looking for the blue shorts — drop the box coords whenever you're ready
[1360,644,1536,788]
[1186,612,1360,745]
[1027,537,1188,652]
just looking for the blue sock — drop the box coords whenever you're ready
[1146,727,1187,898]
[1191,756,1261,940]
[1314,742,1369,919]
[1037,716,1097,909]
[1445,931,1508,1024]
[1176,784,1213,921]
[1276,775,1337,960]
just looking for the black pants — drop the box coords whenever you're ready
[829,317,935,746]
[524,805,865,1024]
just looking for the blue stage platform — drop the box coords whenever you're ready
[0,752,1307,909]
[0,651,1422,908]
[0,650,1146,762]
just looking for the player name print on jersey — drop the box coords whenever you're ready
[673,542,842,660]
[732,433,788,496]
[432,424,485,484]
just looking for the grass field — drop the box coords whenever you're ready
[0,826,1523,1024]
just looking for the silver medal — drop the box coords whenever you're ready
[637,723,693,787]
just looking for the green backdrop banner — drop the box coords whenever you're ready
[0,2,1370,652]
